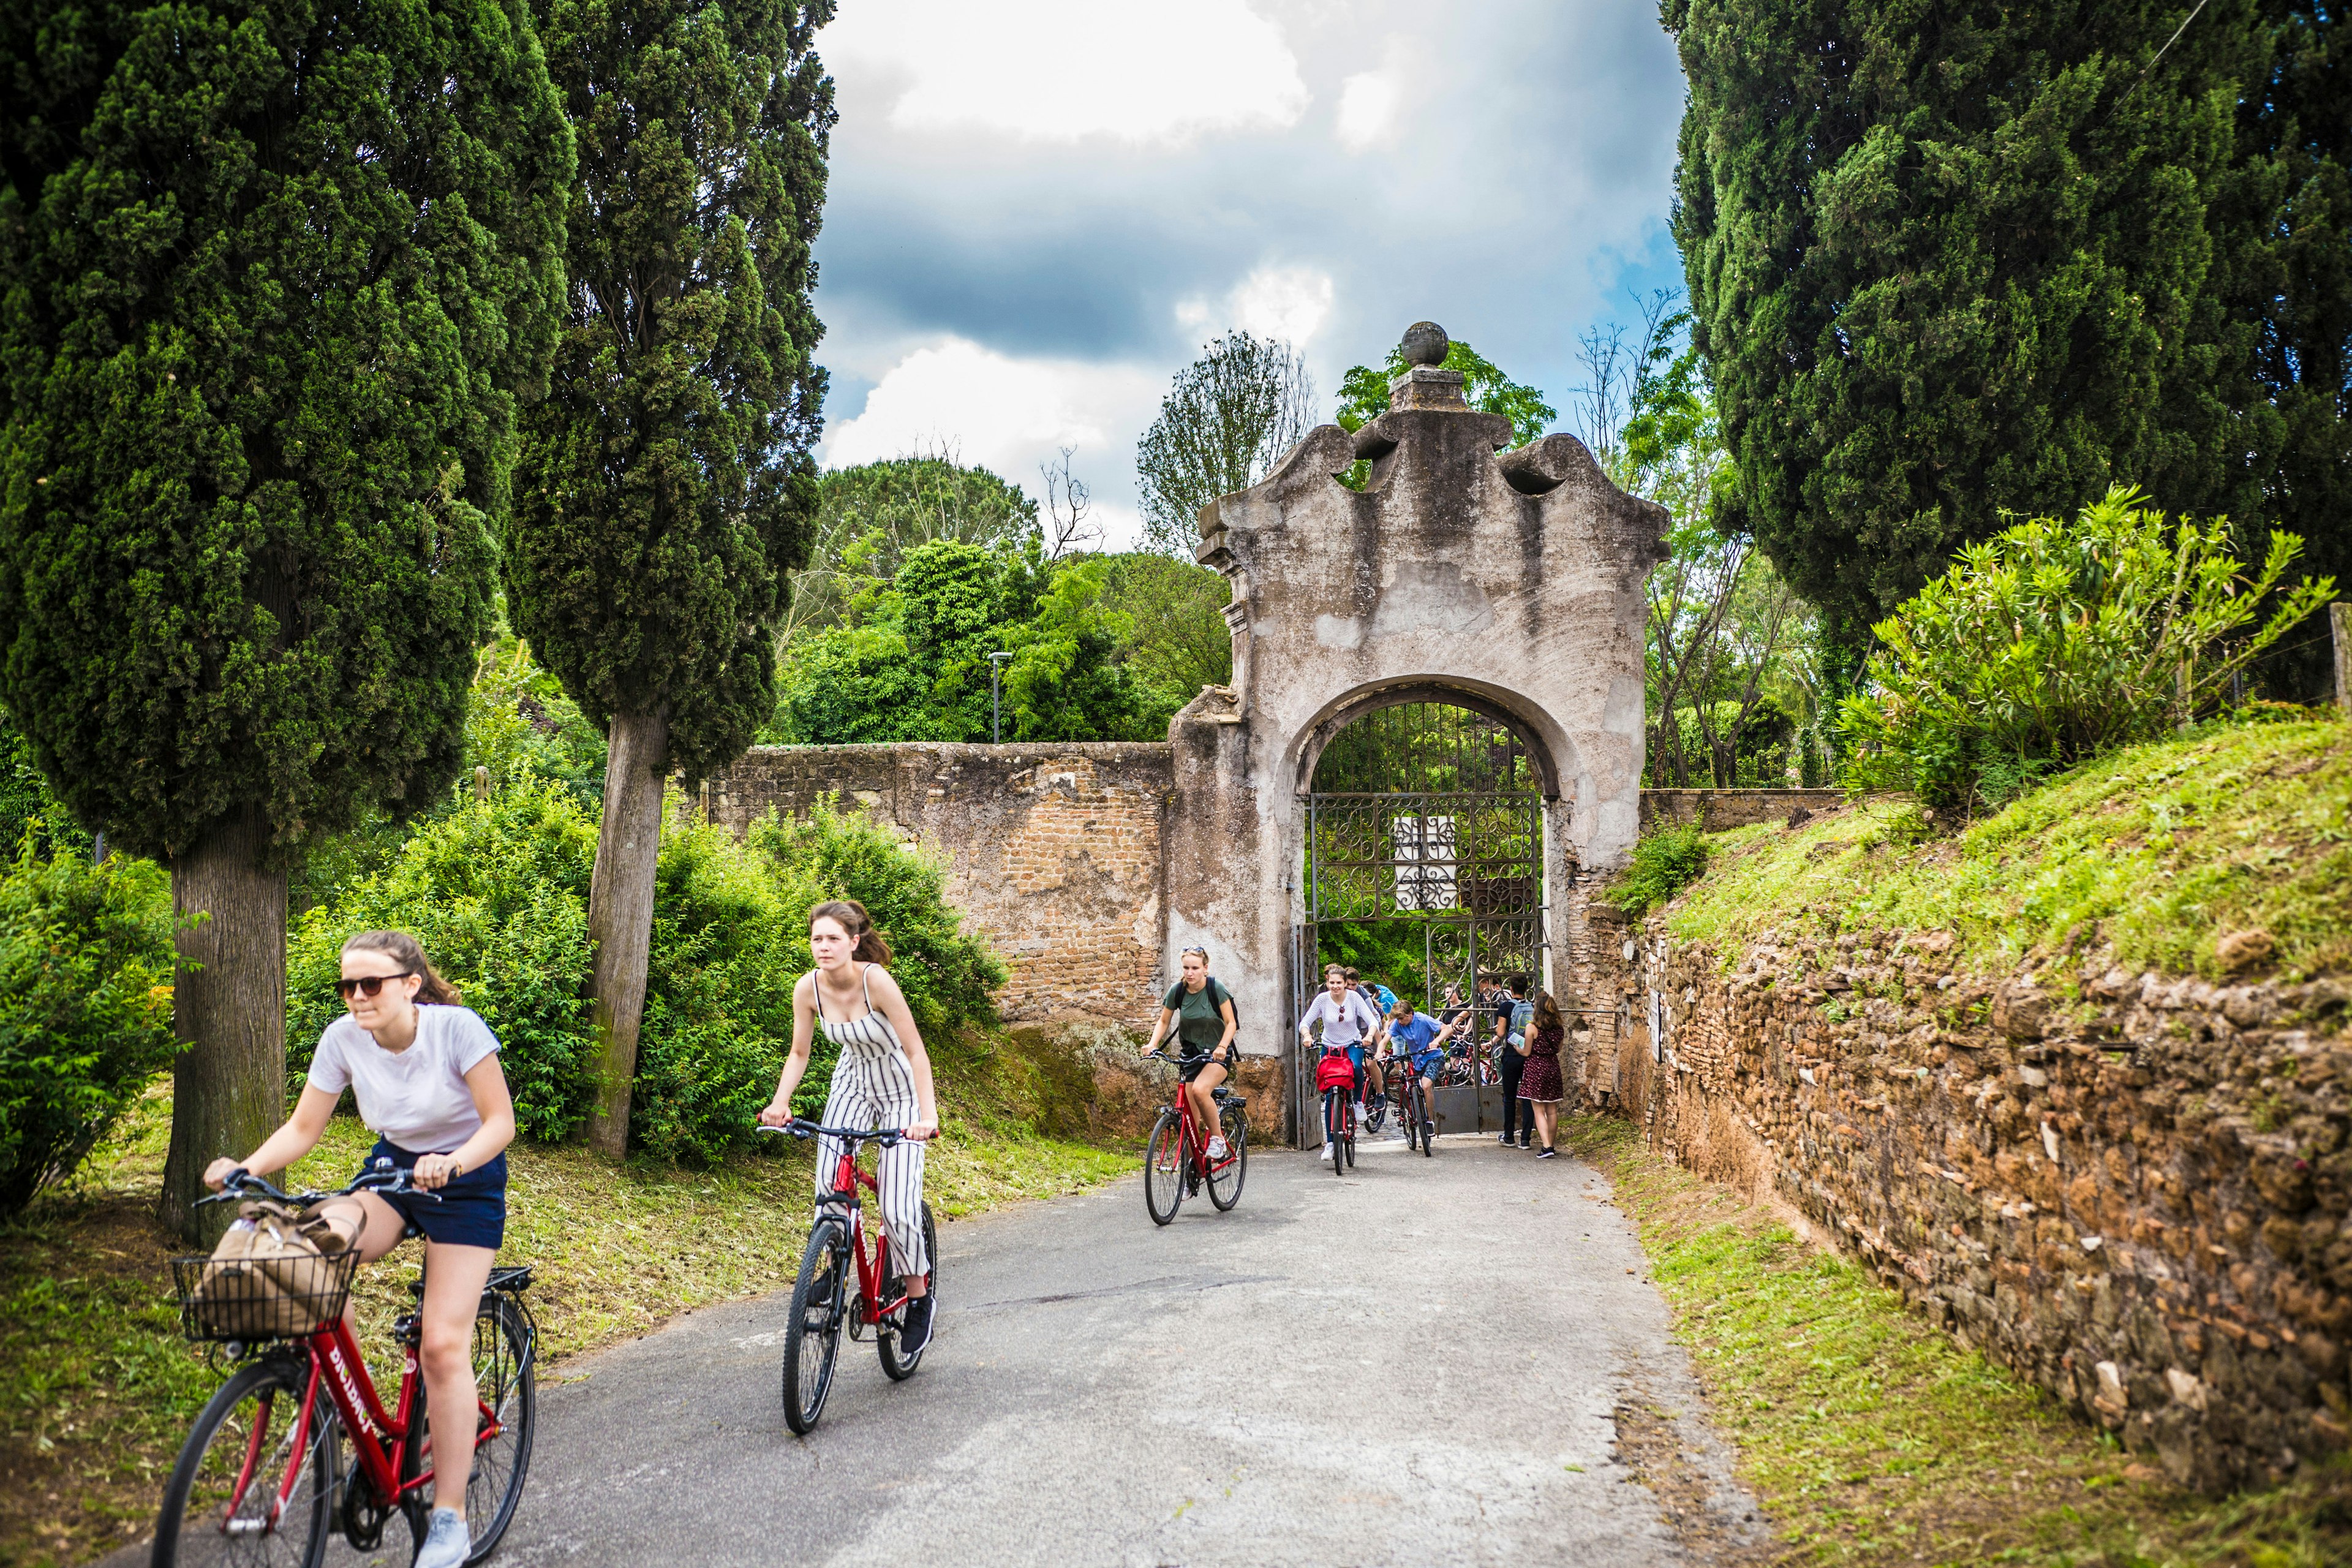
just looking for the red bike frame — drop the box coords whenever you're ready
[223,1304,503,1532]
[1158,1065,1240,1181]
[820,1139,914,1330]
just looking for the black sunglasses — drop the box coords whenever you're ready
[336,971,416,1000]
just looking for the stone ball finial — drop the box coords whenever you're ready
[1400,321,1449,367]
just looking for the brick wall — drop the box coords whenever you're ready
[1602,923,2352,1493]
[703,744,1174,1030]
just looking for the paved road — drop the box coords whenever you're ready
[432,1131,1763,1567]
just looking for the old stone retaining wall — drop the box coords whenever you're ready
[1602,925,2352,1491]
[1637,788,1845,832]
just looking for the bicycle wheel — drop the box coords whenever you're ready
[396,1292,536,1565]
[1414,1079,1434,1158]
[1207,1108,1248,1211]
[152,1355,334,1568]
[1344,1112,1357,1167]
[878,1204,940,1382]
[782,1218,850,1434]
[1364,1089,1387,1134]
[1143,1109,1186,1226]
[1325,1093,1345,1177]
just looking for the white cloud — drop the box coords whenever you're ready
[820,338,1167,549]
[823,1,1308,145]
[1174,264,1336,349]
[1334,70,1400,150]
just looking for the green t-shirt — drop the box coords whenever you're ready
[1161,978,1234,1055]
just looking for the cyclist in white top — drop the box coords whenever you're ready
[1297,963,1383,1119]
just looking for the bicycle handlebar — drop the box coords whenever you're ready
[755,1121,935,1147]
[197,1156,442,1208]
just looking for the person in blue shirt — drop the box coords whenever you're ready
[1374,997,1461,1142]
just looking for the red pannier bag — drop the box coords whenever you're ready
[1315,1049,1358,1091]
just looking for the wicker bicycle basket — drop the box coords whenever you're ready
[172,1249,361,1343]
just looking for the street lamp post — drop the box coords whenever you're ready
[989,651,1013,743]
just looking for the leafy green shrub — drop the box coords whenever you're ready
[746,798,1008,1049]
[1607,824,1710,918]
[288,776,599,1141]
[0,850,176,1211]
[1840,488,2334,812]
[628,820,808,1165]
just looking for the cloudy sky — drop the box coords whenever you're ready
[810,0,1689,548]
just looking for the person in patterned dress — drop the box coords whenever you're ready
[1517,990,1568,1158]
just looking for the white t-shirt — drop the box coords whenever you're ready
[307,1005,500,1153]
[1298,990,1381,1047]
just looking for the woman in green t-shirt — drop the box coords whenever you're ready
[1143,946,1240,1160]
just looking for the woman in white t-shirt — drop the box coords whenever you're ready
[203,930,516,1568]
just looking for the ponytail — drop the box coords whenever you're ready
[341,930,460,1005]
[810,899,892,966]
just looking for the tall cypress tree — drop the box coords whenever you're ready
[1665,0,2347,655]
[513,0,832,1156]
[0,0,571,1232]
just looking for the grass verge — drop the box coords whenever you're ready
[1568,1115,2352,1566]
[1,1049,1131,1568]
[1662,718,2351,981]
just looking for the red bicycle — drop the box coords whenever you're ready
[1317,1044,1358,1176]
[1140,1050,1248,1224]
[156,1163,535,1568]
[761,1122,938,1435]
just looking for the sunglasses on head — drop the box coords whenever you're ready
[336,971,415,1000]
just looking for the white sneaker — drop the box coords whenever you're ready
[1207,1135,1229,1159]
[415,1509,470,1568]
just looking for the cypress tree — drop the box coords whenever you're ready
[513,0,832,1156]
[1665,0,2348,652]
[0,0,571,1232]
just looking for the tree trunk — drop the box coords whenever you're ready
[585,706,672,1159]
[159,807,288,1242]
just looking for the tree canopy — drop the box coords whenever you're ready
[1135,332,1316,556]
[1665,0,2351,662]
[0,0,570,858]
[510,0,834,780]
[784,454,1038,639]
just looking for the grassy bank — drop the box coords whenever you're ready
[0,1046,1130,1568]
[1570,1115,2352,1566]
[1666,718,2351,980]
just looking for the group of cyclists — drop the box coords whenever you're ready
[173,911,1561,1562]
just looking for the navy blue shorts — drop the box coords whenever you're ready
[359,1139,507,1250]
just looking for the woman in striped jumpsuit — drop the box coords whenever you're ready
[760,899,941,1351]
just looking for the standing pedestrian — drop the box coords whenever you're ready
[1494,976,1532,1147]
[1518,990,1568,1158]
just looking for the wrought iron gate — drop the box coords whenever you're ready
[1292,704,1546,1143]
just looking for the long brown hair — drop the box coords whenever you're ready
[810,899,892,965]
[342,930,460,1005]
[1534,990,1564,1033]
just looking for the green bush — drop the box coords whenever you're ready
[1839,488,2334,812]
[1607,824,1710,919]
[0,850,176,1211]
[288,775,600,1141]
[628,819,808,1165]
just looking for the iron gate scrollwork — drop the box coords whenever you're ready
[1295,703,1547,1140]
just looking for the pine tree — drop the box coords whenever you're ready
[512,0,833,1156]
[1664,0,2347,654]
[0,0,570,1234]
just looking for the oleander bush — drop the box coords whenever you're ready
[0,849,176,1212]
[1840,488,2334,814]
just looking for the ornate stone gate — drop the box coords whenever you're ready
[1159,323,1667,1144]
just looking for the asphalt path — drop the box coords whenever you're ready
[119,1129,1767,1567]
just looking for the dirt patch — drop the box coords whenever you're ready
[1610,1388,1774,1564]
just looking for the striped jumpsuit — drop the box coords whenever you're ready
[812,964,929,1276]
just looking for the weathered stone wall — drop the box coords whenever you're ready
[1602,924,2352,1492]
[703,743,1174,1031]
[1638,788,1845,832]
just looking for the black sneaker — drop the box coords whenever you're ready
[897,1291,935,1355]
[1497,1132,1513,1146]
[1536,1147,1558,1159]
[1519,1136,1532,1149]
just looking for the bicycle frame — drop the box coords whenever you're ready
[820,1140,910,1328]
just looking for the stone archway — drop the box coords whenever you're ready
[1159,323,1666,1142]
